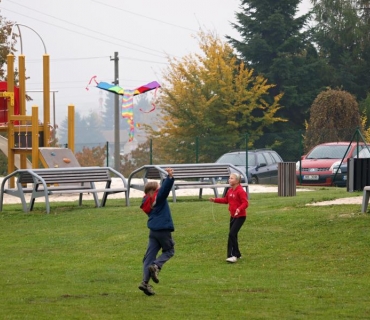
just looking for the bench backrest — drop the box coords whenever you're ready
[145,164,231,180]
[18,168,111,185]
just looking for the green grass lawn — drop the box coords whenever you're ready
[0,187,369,319]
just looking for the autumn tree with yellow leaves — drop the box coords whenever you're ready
[149,31,286,163]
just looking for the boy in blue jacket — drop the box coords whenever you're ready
[138,167,175,296]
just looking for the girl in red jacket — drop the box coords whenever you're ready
[209,172,249,263]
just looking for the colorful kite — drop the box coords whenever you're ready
[96,80,160,96]
[87,76,161,142]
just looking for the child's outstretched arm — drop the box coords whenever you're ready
[155,167,175,203]
[210,195,228,204]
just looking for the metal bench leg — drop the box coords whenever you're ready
[101,181,111,207]
[171,186,177,203]
[101,192,108,207]
[361,189,370,213]
[19,193,28,212]
[0,192,4,212]
[125,191,130,206]
[199,188,203,199]
[92,192,100,207]
[213,187,219,198]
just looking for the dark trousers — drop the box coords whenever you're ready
[142,229,175,282]
[227,217,246,258]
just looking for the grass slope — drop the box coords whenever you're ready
[0,188,369,319]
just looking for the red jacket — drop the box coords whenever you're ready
[140,190,159,214]
[214,184,248,217]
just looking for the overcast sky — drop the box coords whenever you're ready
[1,0,311,128]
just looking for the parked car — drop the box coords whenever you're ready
[215,149,284,184]
[296,142,366,186]
[330,147,370,187]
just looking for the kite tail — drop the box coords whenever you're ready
[85,76,98,91]
[139,87,158,113]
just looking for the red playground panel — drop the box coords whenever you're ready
[0,82,20,124]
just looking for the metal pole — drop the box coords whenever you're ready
[111,52,120,171]
[245,133,249,179]
[195,136,199,163]
[106,141,109,167]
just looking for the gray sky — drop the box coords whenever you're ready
[1,0,311,128]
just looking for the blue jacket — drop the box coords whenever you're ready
[146,176,175,232]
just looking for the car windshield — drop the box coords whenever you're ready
[358,147,370,158]
[216,153,256,166]
[306,145,351,159]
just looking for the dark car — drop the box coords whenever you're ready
[215,149,284,184]
[331,147,370,186]
[296,142,366,186]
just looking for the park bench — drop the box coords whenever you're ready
[127,163,249,202]
[0,167,129,213]
[361,186,370,213]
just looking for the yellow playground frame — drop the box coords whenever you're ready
[0,53,75,187]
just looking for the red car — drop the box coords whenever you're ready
[296,142,365,186]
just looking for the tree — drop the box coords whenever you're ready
[148,30,285,163]
[311,0,370,101]
[304,88,362,152]
[101,91,128,130]
[58,110,105,152]
[120,140,151,177]
[228,0,324,131]
[0,6,18,80]
[75,145,106,167]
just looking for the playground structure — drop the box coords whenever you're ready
[0,52,76,187]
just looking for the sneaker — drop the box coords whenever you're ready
[149,264,160,283]
[226,256,237,263]
[138,281,155,296]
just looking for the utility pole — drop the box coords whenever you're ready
[110,52,120,171]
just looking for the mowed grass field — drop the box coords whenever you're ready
[0,187,369,319]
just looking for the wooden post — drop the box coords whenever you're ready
[68,105,75,153]
[31,106,39,168]
[43,54,50,147]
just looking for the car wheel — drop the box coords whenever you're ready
[251,176,258,184]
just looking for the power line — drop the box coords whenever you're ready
[24,55,168,65]
[27,76,156,85]
[7,0,172,56]
[2,5,167,58]
[91,0,197,32]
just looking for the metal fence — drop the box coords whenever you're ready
[73,131,305,166]
[64,127,366,178]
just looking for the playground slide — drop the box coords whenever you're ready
[0,135,32,169]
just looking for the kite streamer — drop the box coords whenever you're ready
[121,89,135,142]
